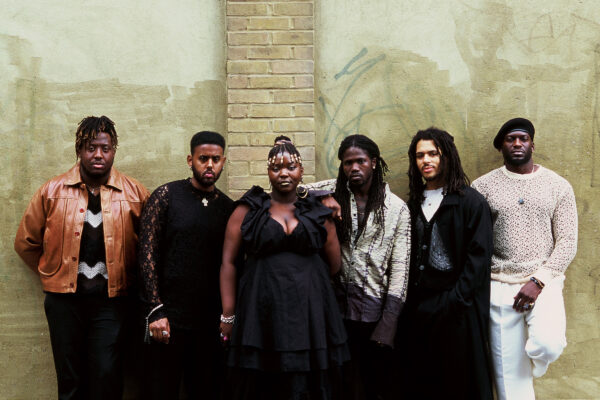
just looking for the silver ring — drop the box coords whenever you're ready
[220,332,224,338]
[149,331,153,337]
[161,330,168,336]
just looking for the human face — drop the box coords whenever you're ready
[78,132,116,183]
[187,144,226,191]
[415,139,444,189]
[341,147,376,190]
[501,131,534,166]
[268,151,303,194]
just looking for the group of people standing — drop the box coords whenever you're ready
[14,115,577,400]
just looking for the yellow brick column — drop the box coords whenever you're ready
[226,0,315,198]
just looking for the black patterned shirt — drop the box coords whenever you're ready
[76,191,107,295]
[138,179,235,330]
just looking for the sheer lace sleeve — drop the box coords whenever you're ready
[138,184,169,322]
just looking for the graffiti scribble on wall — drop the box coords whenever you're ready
[317,47,466,193]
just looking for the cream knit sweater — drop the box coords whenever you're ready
[472,165,578,284]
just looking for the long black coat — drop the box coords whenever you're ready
[398,186,494,400]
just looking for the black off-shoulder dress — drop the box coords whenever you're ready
[225,186,349,400]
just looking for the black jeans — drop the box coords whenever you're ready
[44,292,129,400]
[142,326,224,400]
[343,320,393,400]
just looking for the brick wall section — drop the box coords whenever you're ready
[226,0,315,198]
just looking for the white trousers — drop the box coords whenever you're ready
[490,276,567,400]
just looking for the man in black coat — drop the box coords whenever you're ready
[397,127,494,399]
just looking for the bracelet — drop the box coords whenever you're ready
[220,314,235,324]
[144,304,164,344]
[530,276,545,290]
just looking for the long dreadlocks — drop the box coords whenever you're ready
[407,127,469,209]
[75,116,118,157]
[334,135,389,245]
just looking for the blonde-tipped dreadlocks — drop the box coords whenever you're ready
[75,116,118,157]
[267,136,303,168]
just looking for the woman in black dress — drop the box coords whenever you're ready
[219,139,349,400]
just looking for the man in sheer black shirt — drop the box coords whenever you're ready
[138,131,234,399]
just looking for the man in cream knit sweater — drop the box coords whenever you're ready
[472,117,578,400]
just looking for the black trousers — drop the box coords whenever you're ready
[343,320,393,400]
[142,326,224,400]
[44,292,129,400]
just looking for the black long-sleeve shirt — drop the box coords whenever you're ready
[138,179,234,330]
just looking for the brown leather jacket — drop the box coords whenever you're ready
[14,164,149,297]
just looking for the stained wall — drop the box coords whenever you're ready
[2,0,600,398]
[316,1,600,398]
[0,1,226,397]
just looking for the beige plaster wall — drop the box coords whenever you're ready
[316,1,600,398]
[2,0,600,398]
[0,1,226,397]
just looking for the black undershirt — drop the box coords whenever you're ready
[76,191,108,295]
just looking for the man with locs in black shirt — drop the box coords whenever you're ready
[138,131,234,399]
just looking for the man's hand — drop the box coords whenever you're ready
[513,281,542,313]
[149,317,171,344]
[320,196,342,221]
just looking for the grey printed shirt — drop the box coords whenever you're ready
[307,179,411,346]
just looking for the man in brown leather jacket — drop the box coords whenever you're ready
[14,115,149,400]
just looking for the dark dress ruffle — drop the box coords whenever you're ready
[227,186,349,376]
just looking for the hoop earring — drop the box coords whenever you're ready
[296,180,308,199]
